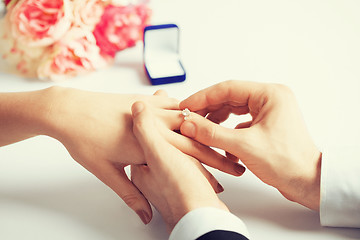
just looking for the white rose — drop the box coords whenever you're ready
[0,18,47,78]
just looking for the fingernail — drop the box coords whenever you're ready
[217,183,224,193]
[234,164,246,176]
[136,210,151,225]
[132,102,145,117]
[182,121,196,138]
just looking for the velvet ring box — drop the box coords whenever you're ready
[143,24,186,85]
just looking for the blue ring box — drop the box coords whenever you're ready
[143,24,186,85]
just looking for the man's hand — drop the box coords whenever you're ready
[179,80,322,210]
[130,101,228,231]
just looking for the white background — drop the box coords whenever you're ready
[1,0,360,239]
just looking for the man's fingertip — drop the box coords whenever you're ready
[132,101,145,117]
[181,121,196,138]
[234,164,246,176]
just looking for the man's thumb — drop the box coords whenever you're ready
[180,113,244,157]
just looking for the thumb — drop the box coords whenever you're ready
[131,101,168,165]
[180,113,247,158]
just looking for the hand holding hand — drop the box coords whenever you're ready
[43,87,239,224]
[180,80,322,210]
[130,101,228,231]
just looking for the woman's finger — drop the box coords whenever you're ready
[95,163,152,225]
[155,109,184,131]
[149,96,180,110]
[190,157,225,194]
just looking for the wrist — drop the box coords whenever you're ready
[281,151,322,211]
[0,88,59,146]
[36,86,70,140]
[301,151,322,210]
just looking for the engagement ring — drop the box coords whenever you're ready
[182,108,191,120]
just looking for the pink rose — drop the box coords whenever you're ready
[37,27,110,81]
[73,0,105,31]
[0,19,47,77]
[8,0,72,47]
[93,3,151,57]
[4,0,12,6]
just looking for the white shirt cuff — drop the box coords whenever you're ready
[320,146,360,228]
[169,207,250,240]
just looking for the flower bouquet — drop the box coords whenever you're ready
[0,0,151,81]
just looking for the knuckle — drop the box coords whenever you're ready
[122,193,141,208]
[200,125,217,144]
[276,83,293,95]
[205,90,216,106]
[224,80,237,86]
[267,83,294,98]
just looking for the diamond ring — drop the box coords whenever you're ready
[181,108,191,120]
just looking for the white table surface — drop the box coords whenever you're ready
[1,0,360,239]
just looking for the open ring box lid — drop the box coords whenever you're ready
[143,24,186,85]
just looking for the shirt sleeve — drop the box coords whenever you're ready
[320,146,360,228]
[169,207,250,240]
